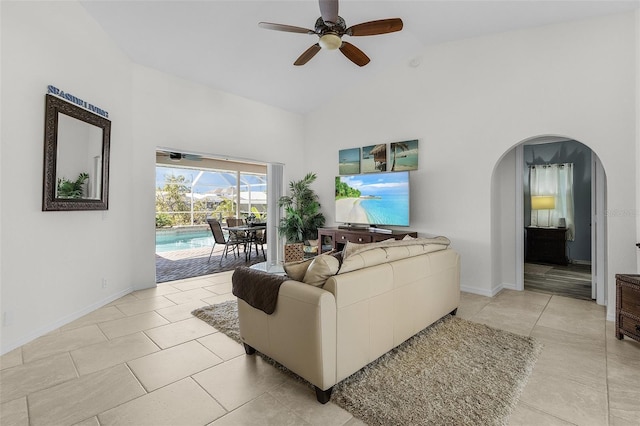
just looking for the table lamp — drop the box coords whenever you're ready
[531,195,555,227]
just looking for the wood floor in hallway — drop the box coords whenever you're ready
[524,262,592,301]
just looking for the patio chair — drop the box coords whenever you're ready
[225,217,244,227]
[249,228,266,261]
[207,218,244,264]
[225,217,250,252]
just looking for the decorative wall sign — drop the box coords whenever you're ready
[339,148,360,175]
[390,139,418,171]
[47,85,109,118]
[362,144,387,173]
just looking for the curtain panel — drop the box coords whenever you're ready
[529,163,575,240]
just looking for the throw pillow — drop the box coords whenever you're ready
[341,241,365,259]
[302,254,340,287]
[283,258,313,281]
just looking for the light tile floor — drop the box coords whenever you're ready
[1,273,639,425]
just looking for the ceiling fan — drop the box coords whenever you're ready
[258,0,403,67]
[157,150,202,162]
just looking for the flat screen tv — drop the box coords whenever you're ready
[335,171,410,227]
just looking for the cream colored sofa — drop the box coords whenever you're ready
[234,237,460,403]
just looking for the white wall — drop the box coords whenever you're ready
[129,65,306,287]
[0,2,305,353]
[305,12,638,320]
[636,9,640,271]
[1,1,135,353]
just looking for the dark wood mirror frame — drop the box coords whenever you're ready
[42,94,111,211]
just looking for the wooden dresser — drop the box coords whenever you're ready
[525,227,568,265]
[615,274,640,342]
[317,227,417,254]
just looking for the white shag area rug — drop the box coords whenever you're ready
[193,301,542,426]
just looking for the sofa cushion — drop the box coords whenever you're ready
[338,237,451,274]
[283,250,340,283]
[303,253,341,287]
[342,238,395,259]
[283,258,314,281]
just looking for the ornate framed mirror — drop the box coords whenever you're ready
[42,94,111,211]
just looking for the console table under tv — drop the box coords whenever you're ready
[317,227,418,254]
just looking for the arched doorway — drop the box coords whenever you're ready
[491,135,607,306]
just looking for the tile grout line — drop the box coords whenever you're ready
[190,372,230,420]
[516,292,607,424]
[536,295,611,425]
[529,293,554,335]
[516,401,581,426]
[91,363,151,424]
[21,352,80,426]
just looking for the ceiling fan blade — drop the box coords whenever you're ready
[339,42,370,67]
[319,0,339,25]
[258,22,314,34]
[294,44,322,66]
[346,18,403,36]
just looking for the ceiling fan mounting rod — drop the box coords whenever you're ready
[315,16,346,36]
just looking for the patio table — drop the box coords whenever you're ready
[223,224,267,261]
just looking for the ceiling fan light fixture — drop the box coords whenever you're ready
[319,33,342,50]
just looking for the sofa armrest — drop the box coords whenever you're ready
[237,280,337,390]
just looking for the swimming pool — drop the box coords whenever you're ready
[156,227,213,253]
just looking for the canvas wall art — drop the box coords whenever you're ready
[338,148,361,175]
[390,140,419,171]
[361,144,387,173]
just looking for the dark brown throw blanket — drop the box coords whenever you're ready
[231,266,288,315]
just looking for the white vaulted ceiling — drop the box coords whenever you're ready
[81,1,639,115]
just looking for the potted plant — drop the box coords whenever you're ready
[56,172,89,199]
[278,172,326,262]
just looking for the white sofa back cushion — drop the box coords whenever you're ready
[338,237,451,274]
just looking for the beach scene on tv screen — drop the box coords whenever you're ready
[335,172,410,226]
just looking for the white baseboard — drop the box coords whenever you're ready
[461,284,500,297]
[1,287,133,355]
[501,282,518,291]
[461,282,518,298]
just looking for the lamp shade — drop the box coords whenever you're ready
[531,195,555,210]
